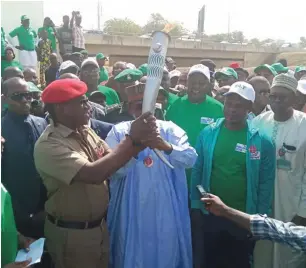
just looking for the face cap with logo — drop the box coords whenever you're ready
[224,81,255,103]
[229,62,249,77]
[254,64,278,76]
[215,67,238,80]
[295,66,306,74]
[188,64,210,81]
[21,15,29,22]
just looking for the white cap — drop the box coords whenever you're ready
[59,60,78,72]
[81,58,99,69]
[169,70,181,79]
[188,64,210,81]
[297,80,306,95]
[126,63,136,69]
[224,81,255,103]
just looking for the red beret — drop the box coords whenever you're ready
[229,62,241,69]
[42,79,88,103]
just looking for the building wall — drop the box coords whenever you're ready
[1,0,44,60]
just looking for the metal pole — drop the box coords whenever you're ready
[227,12,231,41]
[97,0,101,30]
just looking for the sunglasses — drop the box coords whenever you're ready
[9,92,33,102]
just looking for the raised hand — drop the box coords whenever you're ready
[130,112,157,144]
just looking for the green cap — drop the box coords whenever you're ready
[271,63,289,74]
[80,50,88,55]
[254,64,278,76]
[215,67,238,80]
[138,63,148,76]
[114,68,143,83]
[295,66,306,73]
[21,15,29,21]
[27,82,41,92]
[96,53,106,60]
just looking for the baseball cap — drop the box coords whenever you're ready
[166,57,175,64]
[59,60,79,73]
[188,64,210,81]
[169,70,181,79]
[229,62,249,77]
[271,73,298,93]
[297,80,306,95]
[254,64,278,76]
[200,59,216,69]
[295,66,306,73]
[271,63,289,74]
[96,53,107,60]
[21,15,29,21]
[224,81,255,103]
[81,58,99,69]
[215,67,238,80]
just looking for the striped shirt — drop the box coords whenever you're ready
[250,214,306,252]
[72,25,85,49]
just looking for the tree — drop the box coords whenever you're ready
[300,37,306,48]
[231,31,245,43]
[103,18,142,35]
[250,38,261,46]
[142,13,186,37]
[208,33,229,42]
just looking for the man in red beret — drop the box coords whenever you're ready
[34,79,157,268]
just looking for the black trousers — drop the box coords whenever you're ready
[191,209,255,268]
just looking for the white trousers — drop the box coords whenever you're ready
[19,50,37,70]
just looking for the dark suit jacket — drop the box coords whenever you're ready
[90,119,113,140]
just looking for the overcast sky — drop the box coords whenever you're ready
[42,0,304,42]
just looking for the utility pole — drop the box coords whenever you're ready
[227,12,231,41]
[97,0,102,30]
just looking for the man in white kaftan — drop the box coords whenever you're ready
[252,73,306,268]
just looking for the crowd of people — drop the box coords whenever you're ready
[1,12,306,268]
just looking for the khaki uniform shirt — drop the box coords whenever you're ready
[34,122,109,220]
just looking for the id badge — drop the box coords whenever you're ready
[277,158,292,170]
[200,117,214,125]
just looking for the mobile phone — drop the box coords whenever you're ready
[196,185,209,198]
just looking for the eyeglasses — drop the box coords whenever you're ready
[9,92,33,102]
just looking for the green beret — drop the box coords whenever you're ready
[138,63,148,76]
[114,68,143,83]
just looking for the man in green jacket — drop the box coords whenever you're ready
[190,81,276,268]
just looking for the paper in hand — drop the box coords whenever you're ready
[15,238,45,267]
